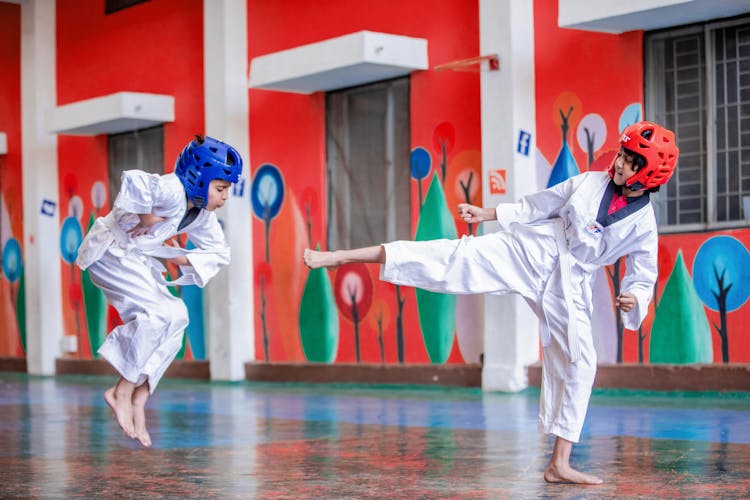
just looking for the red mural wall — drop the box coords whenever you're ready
[533,0,750,364]
[56,0,204,359]
[247,0,481,364]
[0,2,24,357]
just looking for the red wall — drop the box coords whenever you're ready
[248,0,481,363]
[0,2,24,357]
[533,0,750,364]
[56,0,204,358]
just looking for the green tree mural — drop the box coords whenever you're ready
[415,173,457,363]
[299,249,339,363]
[650,250,712,363]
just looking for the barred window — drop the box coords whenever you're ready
[646,16,750,230]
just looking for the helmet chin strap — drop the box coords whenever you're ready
[626,181,645,192]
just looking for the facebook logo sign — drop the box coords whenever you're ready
[517,130,531,156]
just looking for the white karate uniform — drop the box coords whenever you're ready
[381,171,657,442]
[76,170,231,393]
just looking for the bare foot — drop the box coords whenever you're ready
[303,248,338,269]
[132,383,152,447]
[104,383,136,439]
[544,463,603,485]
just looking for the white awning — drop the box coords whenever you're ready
[47,92,175,136]
[249,30,428,94]
[559,0,750,34]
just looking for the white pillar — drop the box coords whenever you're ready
[21,0,61,375]
[479,0,539,391]
[203,0,254,380]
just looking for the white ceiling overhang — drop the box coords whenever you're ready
[249,30,428,94]
[559,0,750,34]
[47,92,175,136]
[0,132,7,155]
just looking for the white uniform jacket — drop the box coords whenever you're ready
[77,170,230,287]
[496,170,658,352]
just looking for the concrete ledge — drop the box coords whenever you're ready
[0,357,27,373]
[55,358,210,380]
[245,362,483,387]
[528,362,750,392]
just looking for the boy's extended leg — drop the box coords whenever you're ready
[104,377,136,439]
[132,381,152,447]
[544,436,603,484]
[304,246,385,269]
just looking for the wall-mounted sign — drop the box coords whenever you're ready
[517,129,531,156]
[40,199,56,217]
[489,169,507,195]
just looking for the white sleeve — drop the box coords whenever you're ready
[113,170,157,214]
[620,231,658,330]
[183,213,231,288]
[495,172,585,228]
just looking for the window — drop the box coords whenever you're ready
[326,78,411,249]
[108,126,164,207]
[646,16,750,230]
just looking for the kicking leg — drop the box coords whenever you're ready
[132,381,152,447]
[304,245,385,269]
[544,436,603,485]
[104,377,136,439]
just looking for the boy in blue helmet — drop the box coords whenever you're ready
[77,135,242,447]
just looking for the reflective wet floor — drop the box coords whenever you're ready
[0,373,749,499]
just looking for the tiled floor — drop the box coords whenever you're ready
[0,372,748,499]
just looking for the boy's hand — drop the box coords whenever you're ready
[457,203,496,224]
[128,213,165,237]
[615,292,636,312]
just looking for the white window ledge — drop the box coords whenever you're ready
[559,0,750,34]
[47,92,174,136]
[249,30,428,94]
[0,133,6,155]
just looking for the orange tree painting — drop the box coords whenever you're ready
[334,263,373,364]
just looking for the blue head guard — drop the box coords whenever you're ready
[174,135,242,208]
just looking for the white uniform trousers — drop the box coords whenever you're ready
[381,230,597,442]
[87,249,189,394]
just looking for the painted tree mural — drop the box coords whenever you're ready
[415,173,457,363]
[299,251,339,363]
[255,262,272,361]
[650,250,712,363]
[547,106,579,188]
[576,113,606,169]
[410,146,431,209]
[81,181,108,357]
[433,122,455,184]
[692,236,750,363]
[251,163,285,262]
[60,214,83,353]
[2,237,24,353]
[334,263,373,363]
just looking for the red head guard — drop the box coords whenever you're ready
[609,121,679,190]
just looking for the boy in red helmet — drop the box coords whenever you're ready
[304,121,679,484]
